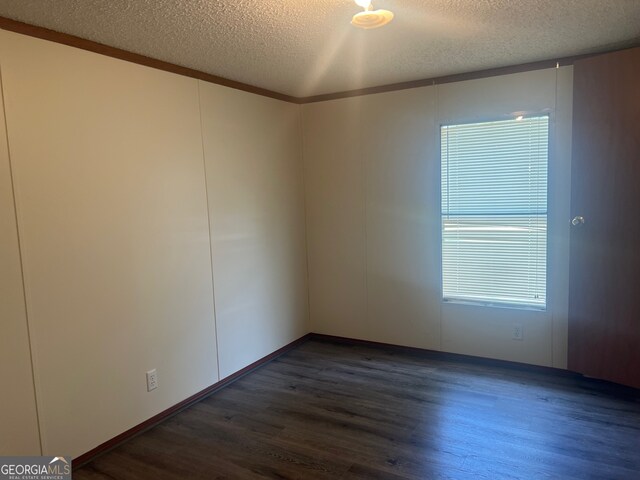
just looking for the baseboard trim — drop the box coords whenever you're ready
[72,332,312,468]
[309,333,578,378]
[71,331,634,468]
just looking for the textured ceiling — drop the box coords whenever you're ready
[0,1,639,97]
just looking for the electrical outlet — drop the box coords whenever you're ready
[513,324,524,341]
[146,369,158,391]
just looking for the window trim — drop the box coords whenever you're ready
[438,113,551,312]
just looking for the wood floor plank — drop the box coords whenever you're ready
[74,339,640,479]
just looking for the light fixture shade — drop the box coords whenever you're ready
[354,0,372,8]
[351,9,394,29]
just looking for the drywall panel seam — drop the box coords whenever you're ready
[0,64,43,455]
[361,103,369,340]
[435,82,444,352]
[551,66,559,367]
[196,80,221,382]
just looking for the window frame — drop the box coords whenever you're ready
[438,113,551,312]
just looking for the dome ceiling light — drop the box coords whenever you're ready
[351,0,394,29]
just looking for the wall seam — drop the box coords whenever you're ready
[550,64,561,368]
[550,65,558,367]
[0,64,44,455]
[196,80,221,382]
[361,101,369,339]
[435,81,444,352]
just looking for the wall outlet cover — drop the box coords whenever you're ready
[146,369,158,391]
[513,324,524,341]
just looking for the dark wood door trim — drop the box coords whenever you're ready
[568,47,640,389]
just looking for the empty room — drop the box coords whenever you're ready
[1,1,639,479]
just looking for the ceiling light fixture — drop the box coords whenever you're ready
[351,0,394,29]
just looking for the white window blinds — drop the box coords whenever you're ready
[441,116,549,309]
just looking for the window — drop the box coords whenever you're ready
[441,116,549,309]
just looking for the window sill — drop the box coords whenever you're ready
[442,298,547,312]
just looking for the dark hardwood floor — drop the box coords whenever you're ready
[75,339,640,479]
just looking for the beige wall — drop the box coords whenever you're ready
[0,25,573,459]
[199,82,308,379]
[0,67,41,455]
[303,68,573,368]
[0,30,218,457]
[0,29,307,458]
[302,98,367,340]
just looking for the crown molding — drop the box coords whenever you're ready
[1,16,636,106]
[0,16,298,103]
